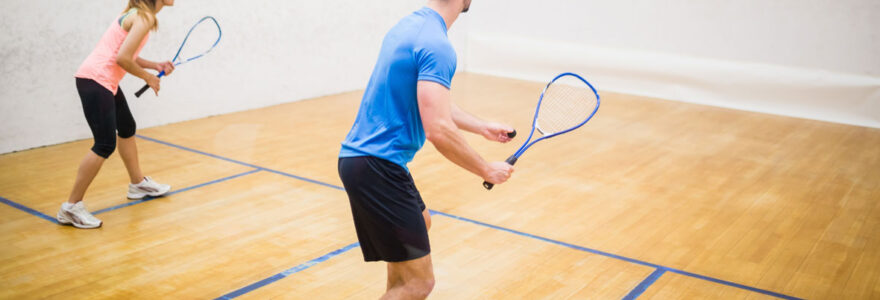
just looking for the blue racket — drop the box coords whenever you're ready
[135,16,222,97]
[484,72,600,190]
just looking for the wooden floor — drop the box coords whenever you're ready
[1,73,879,299]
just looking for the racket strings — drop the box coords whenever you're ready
[175,17,221,64]
[535,79,598,135]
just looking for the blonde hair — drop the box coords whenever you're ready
[124,0,159,31]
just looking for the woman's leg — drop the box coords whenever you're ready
[67,79,118,203]
[113,90,144,184]
[117,136,144,184]
[113,88,171,199]
[59,78,117,228]
[67,151,106,204]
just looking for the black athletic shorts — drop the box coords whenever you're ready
[338,156,429,262]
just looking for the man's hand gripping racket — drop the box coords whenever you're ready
[483,72,600,190]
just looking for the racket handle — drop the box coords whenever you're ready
[134,70,167,98]
[134,84,150,98]
[507,130,516,138]
[482,155,518,190]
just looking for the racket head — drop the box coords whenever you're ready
[514,73,600,157]
[534,73,599,137]
[483,73,599,190]
[134,16,221,98]
[171,16,222,66]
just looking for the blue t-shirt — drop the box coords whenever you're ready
[340,7,457,170]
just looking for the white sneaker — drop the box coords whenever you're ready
[127,176,171,200]
[57,202,102,229]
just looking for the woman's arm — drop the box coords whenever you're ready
[116,15,161,94]
[136,57,175,75]
[135,57,158,70]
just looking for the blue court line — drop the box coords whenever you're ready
[92,168,261,215]
[662,267,800,300]
[429,210,802,300]
[259,168,344,191]
[136,135,262,169]
[0,196,59,224]
[0,168,262,224]
[430,210,663,268]
[215,242,360,300]
[623,268,666,300]
[137,135,344,191]
[136,134,800,299]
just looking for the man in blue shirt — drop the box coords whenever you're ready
[338,0,515,298]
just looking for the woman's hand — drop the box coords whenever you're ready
[156,61,175,76]
[146,75,161,95]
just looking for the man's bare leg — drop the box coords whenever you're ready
[382,255,434,300]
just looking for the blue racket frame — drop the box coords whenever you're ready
[514,72,600,158]
[483,72,600,190]
[135,16,222,97]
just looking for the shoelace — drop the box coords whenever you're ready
[72,204,99,223]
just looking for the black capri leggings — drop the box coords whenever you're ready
[76,78,137,158]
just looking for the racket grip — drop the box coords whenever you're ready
[482,155,519,190]
[134,84,150,97]
[134,70,166,98]
[507,130,516,138]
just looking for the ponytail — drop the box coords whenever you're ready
[124,0,159,31]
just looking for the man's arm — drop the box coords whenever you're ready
[451,103,515,143]
[418,81,513,184]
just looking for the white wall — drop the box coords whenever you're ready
[463,0,880,128]
[0,0,454,154]
[6,1,874,154]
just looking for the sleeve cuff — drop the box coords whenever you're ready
[418,74,452,89]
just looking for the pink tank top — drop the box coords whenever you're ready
[75,12,150,95]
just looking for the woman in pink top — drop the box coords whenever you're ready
[59,0,176,229]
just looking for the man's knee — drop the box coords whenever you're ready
[406,277,434,299]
